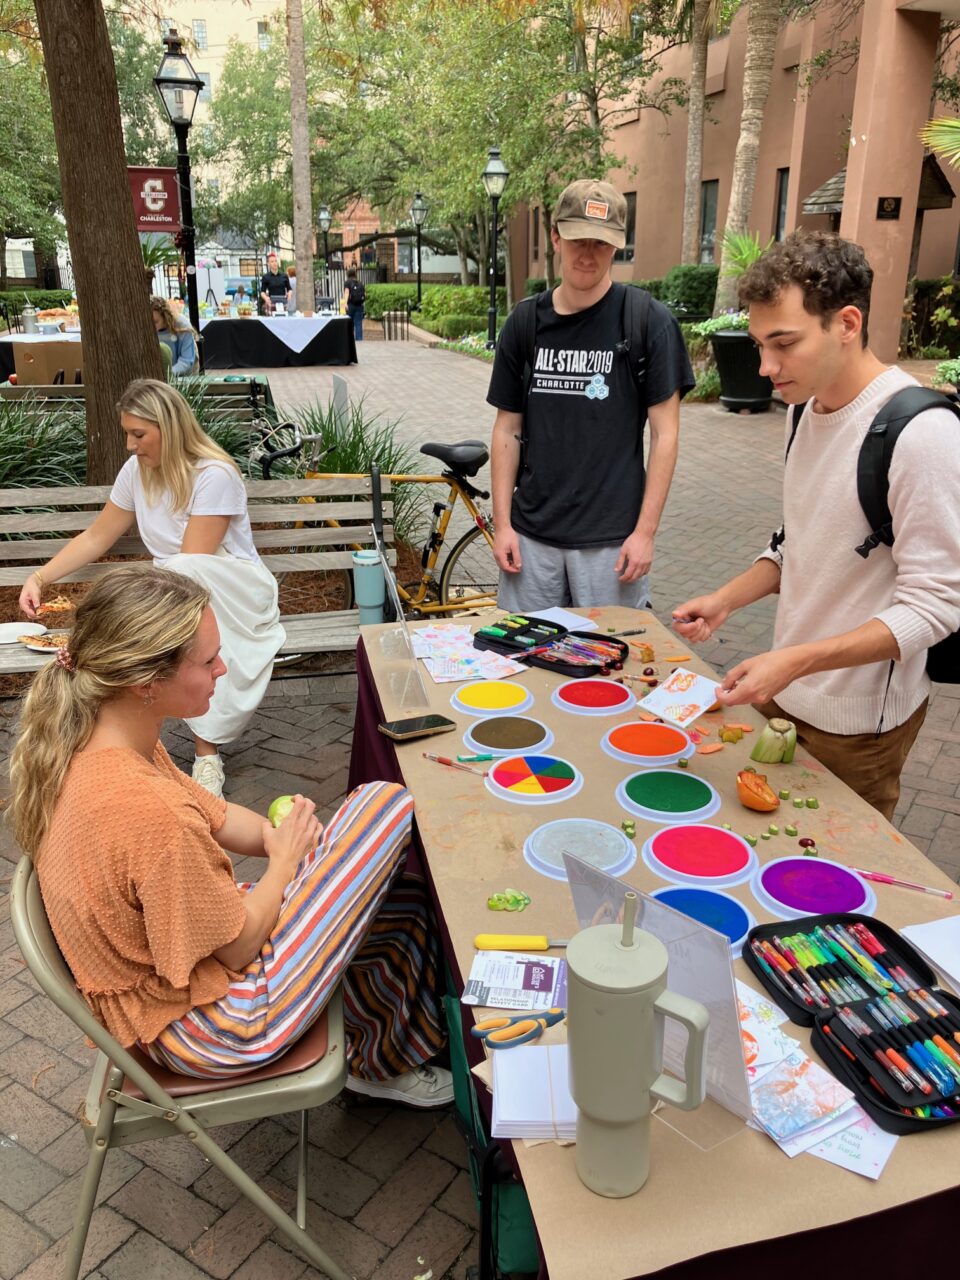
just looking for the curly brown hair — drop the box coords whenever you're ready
[738,230,873,347]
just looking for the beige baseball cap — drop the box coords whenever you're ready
[553,179,627,248]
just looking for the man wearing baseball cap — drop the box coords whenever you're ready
[487,178,693,611]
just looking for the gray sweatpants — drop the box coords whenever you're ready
[497,532,651,611]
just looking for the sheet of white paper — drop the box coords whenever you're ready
[636,667,721,728]
[777,1106,865,1157]
[806,1110,899,1179]
[529,606,599,633]
[563,853,752,1121]
[462,952,568,1012]
[736,979,789,1027]
[901,915,960,994]
[492,1044,577,1140]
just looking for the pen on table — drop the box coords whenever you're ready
[457,753,493,762]
[849,867,954,900]
[473,934,569,951]
[422,752,488,777]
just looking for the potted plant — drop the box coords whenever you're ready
[697,231,774,413]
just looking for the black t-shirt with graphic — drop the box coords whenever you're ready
[486,285,694,548]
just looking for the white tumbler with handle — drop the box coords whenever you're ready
[566,893,710,1198]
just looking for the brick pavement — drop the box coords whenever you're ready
[0,341,958,1280]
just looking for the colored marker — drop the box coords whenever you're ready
[457,753,493,762]
[836,1007,916,1094]
[421,752,488,777]
[848,867,954,900]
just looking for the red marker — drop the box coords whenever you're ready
[422,752,488,777]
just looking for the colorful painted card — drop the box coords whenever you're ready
[637,667,720,728]
[750,1049,856,1142]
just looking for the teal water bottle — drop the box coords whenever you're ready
[352,549,385,625]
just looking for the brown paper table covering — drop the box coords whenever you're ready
[351,608,960,1280]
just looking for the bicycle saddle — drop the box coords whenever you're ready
[419,440,489,476]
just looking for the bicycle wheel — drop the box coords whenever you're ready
[438,526,499,607]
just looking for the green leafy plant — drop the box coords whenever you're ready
[140,234,181,271]
[0,290,73,311]
[437,334,497,362]
[720,229,773,279]
[0,402,87,489]
[362,284,419,320]
[662,264,719,318]
[933,357,960,389]
[418,285,506,324]
[525,278,549,295]
[690,311,751,337]
[633,278,665,301]
[686,367,721,402]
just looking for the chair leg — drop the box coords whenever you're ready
[296,1110,308,1230]
[64,1066,122,1280]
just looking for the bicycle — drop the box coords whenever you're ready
[256,424,499,616]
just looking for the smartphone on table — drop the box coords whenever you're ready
[377,714,457,742]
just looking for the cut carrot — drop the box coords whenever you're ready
[696,743,725,755]
[663,654,692,661]
[722,722,754,732]
[693,723,711,734]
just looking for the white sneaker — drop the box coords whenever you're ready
[345,1064,454,1109]
[192,754,225,797]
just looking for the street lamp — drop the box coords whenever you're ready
[481,146,509,348]
[153,28,205,371]
[318,205,332,294]
[409,191,428,310]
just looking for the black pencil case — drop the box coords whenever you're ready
[473,615,628,679]
[743,912,960,1134]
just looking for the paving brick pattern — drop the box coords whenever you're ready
[0,344,956,1279]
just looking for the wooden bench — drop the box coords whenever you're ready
[0,475,394,674]
[0,377,274,431]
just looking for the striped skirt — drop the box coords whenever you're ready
[142,781,445,1080]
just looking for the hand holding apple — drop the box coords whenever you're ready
[263,793,322,873]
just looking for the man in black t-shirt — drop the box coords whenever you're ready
[260,252,290,314]
[488,179,693,610]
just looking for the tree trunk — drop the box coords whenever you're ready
[34,0,163,483]
[680,0,711,265]
[452,223,472,284]
[504,217,514,313]
[0,234,7,294]
[286,0,314,314]
[714,0,780,315]
[543,202,556,287]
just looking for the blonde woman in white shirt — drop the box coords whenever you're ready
[19,379,284,796]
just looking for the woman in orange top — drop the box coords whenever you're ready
[8,566,450,1106]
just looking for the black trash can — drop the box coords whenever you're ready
[710,330,773,413]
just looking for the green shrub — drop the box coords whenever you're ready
[0,289,74,311]
[690,311,749,337]
[662,264,719,318]
[429,314,487,340]
[905,277,960,357]
[363,284,419,320]
[437,334,497,362]
[525,278,549,295]
[934,356,960,389]
[686,367,721,402]
[633,278,664,301]
[419,284,506,323]
[679,321,711,365]
[0,402,87,488]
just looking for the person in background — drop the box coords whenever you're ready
[150,296,198,377]
[260,252,290,315]
[233,284,248,305]
[19,379,285,798]
[9,564,451,1105]
[286,265,297,312]
[343,269,366,341]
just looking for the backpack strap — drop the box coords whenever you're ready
[619,284,652,398]
[855,386,960,559]
[517,292,543,403]
[769,400,811,553]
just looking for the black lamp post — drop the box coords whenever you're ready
[409,191,428,311]
[481,146,509,349]
[153,28,205,371]
[318,205,332,297]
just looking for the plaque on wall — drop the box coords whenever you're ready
[876,196,902,221]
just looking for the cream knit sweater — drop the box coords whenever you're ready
[758,367,960,735]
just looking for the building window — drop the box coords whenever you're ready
[192,19,207,49]
[613,192,636,264]
[532,207,540,260]
[159,17,175,37]
[699,180,719,264]
[240,257,258,277]
[197,72,212,102]
[257,21,271,50]
[775,167,790,241]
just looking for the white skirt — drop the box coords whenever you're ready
[158,551,285,745]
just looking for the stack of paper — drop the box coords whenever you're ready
[901,916,960,995]
[491,1044,577,1141]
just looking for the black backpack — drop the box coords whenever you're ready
[346,279,366,306]
[776,386,960,684]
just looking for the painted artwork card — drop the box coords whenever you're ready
[637,667,721,728]
[806,1109,898,1179]
[750,1050,856,1142]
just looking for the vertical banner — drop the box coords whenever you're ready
[127,166,181,233]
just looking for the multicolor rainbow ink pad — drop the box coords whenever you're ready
[616,769,721,825]
[641,823,757,888]
[484,754,583,806]
[601,721,695,767]
[551,678,635,716]
[751,856,876,920]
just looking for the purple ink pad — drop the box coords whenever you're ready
[751,856,876,920]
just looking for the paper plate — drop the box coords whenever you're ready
[551,678,636,716]
[601,721,696,767]
[616,770,721,825]
[450,680,534,718]
[524,817,636,882]
[0,622,45,645]
[484,754,583,806]
[751,856,876,921]
[463,715,554,757]
[650,886,755,957]
[641,823,757,889]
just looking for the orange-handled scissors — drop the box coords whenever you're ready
[471,1008,565,1050]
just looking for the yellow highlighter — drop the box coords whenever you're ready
[474,934,569,951]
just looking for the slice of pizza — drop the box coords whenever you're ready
[18,632,70,649]
[36,594,74,618]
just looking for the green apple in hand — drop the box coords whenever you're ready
[267,794,296,828]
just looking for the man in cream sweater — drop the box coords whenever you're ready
[673,231,960,819]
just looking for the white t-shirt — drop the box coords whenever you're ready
[110,457,259,563]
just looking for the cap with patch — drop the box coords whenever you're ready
[553,180,627,249]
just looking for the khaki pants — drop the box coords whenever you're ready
[755,698,928,823]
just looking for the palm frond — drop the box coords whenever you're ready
[921,117,960,168]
